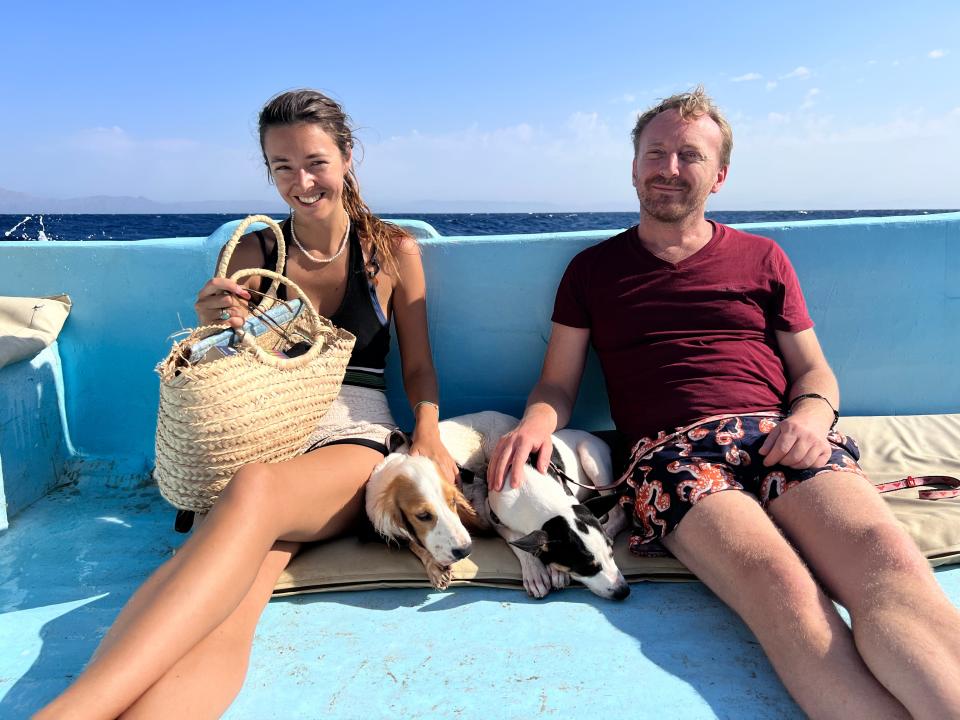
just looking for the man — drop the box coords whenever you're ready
[489,87,960,719]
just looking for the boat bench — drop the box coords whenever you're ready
[0,213,959,573]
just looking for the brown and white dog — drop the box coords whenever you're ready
[364,412,514,589]
[364,453,488,590]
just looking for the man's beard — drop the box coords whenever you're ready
[638,178,705,223]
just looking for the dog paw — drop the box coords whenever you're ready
[519,556,554,599]
[601,505,629,540]
[427,562,453,590]
[549,567,570,589]
[523,575,552,599]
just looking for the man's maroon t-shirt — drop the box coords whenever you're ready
[552,222,813,443]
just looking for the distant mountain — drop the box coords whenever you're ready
[377,199,637,213]
[0,187,638,215]
[0,188,285,214]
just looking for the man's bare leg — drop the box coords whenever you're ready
[662,489,908,719]
[770,472,960,719]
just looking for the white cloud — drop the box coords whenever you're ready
[8,127,267,202]
[928,49,948,59]
[731,72,762,82]
[781,66,811,80]
[8,104,960,212]
[613,93,636,103]
[566,112,608,143]
[72,126,136,153]
[721,108,960,209]
[800,88,821,110]
[766,81,778,91]
[360,113,636,210]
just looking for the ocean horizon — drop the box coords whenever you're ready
[2,209,957,242]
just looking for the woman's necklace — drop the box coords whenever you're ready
[289,210,350,265]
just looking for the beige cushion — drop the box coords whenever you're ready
[837,414,960,566]
[274,535,691,596]
[275,414,960,595]
[0,294,72,369]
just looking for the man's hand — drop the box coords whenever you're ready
[488,416,554,492]
[758,411,833,469]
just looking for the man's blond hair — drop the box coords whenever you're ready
[631,86,733,166]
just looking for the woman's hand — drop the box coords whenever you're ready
[410,429,459,486]
[194,278,251,329]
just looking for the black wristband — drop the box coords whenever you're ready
[788,393,839,430]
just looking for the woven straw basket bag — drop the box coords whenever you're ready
[154,215,356,512]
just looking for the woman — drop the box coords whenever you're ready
[37,89,457,719]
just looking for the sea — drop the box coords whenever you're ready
[1,210,956,242]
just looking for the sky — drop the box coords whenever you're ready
[2,1,958,211]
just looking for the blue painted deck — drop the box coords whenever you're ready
[2,212,959,717]
[3,479,959,718]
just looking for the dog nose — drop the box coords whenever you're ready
[612,583,631,601]
[451,543,472,561]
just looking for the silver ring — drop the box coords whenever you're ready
[218,310,231,321]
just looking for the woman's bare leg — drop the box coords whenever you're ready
[118,542,298,719]
[36,444,384,720]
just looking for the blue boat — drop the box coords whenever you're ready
[2,212,959,718]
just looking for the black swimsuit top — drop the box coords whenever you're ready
[256,219,390,390]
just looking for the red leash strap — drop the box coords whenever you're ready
[874,475,960,500]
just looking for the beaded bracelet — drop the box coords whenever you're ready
[788,393,839,429]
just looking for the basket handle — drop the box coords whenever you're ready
[215,214,286,304]
[228,267,349,369]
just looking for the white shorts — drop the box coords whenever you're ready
[300,384,397,453]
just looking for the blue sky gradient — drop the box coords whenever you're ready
[3,1,958,210]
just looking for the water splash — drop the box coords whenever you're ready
[36,214,49,241]
[4,215,33,238]
[3,214,53,241]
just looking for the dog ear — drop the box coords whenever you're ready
[454,489,479,522]
[385,490,411,544]
[508,530,550,557]
[582,493,621,520]
[368,475,412,544]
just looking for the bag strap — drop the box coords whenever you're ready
[227,267,351,369]
[215,215,287,307]
[874,475,960,500]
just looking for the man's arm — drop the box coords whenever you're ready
[759,328,840,468]
[488,323,590,490]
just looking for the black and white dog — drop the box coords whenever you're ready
[451,412,630,599]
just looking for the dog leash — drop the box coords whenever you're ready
[874,475,960,500]
[539,458,628,493]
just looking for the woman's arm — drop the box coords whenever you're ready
[390,235,458,482]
